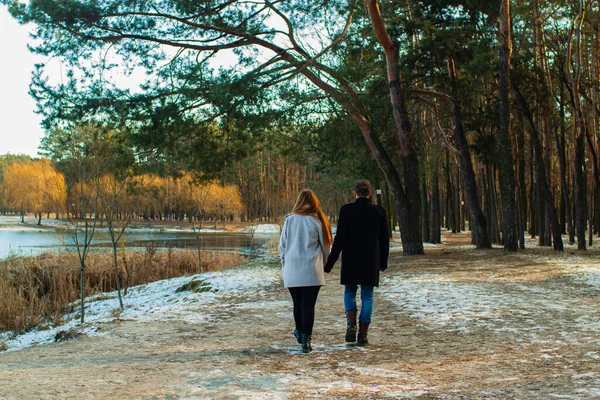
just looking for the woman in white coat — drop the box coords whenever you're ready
[280,189,332,353]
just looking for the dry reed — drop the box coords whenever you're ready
[0,247,246,333]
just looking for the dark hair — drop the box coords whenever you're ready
[354,179,371,197]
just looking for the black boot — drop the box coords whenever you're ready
[293,329,302,344]
[301,333,312,353]
[357,321,370,346]
[345,310,357,343]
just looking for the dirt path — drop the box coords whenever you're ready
[2,233,600,399]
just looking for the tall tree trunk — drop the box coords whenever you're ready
[534,0,554,248]
[554,120,575,242]
[446,150,453,230]
[516,116,527,242]
[517,185,525,249]
[537,169,546,245]
[453,166,461,233]
[512,84,564,251]
[430,167,441,244]
[529,146,537,238]
[575,132,587,249]
[451,99,490,247]
[497,0,518,251]
[589,174,594,247]
[366,0,423,254]
[564,0,589,250]
[352,116,423,254]
[486,164,501,244]
[421,175,431,243]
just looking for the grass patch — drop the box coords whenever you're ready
[0,248,246,333]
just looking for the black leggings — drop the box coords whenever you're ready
[288,286,321,335]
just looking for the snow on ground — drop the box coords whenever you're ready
[0,216,66,230]
[382,273,526,333]
[381,266,600,340]
[561,262,600,289]
[252,224,280,234]
[0,263,280,352]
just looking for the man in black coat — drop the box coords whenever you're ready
[324,180,389,346]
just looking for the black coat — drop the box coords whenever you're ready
[324,197,389,286]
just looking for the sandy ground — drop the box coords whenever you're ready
[2,232,600,399]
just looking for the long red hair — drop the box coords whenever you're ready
[291,189,332,247]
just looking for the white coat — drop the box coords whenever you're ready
[279,213,330,288]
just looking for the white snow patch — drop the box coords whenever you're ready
[382,273,518,332]
[380,272,600,337]
[573,372,598,379]
[561,263,600,289]
[253,224,280,234]
[585,352,600,360]
[0,216,68,229]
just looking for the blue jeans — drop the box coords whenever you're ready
[344,285,374,323]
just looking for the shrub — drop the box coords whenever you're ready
[0,249,246,333]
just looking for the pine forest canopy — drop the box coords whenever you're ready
[3,0,599,254]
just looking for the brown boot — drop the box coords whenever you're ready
[345,310,357,343]
[357,321,370,346]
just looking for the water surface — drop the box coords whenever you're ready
[0,228,274,259]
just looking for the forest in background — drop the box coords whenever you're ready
[1,0,599,253]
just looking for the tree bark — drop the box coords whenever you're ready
[446,150,452,230]
[351,115,423,254]
[430,168,441,244]
[451,100,490,247]
[421,175,431,243]
[512,84,564,250]
[564,0,589,250]
[516,115,527,242]
[575,132,587,249]
[497,0,518,251]
[366,0,423,254]
[554,118,575,242]
[453,166,461,233]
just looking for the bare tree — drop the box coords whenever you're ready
[104,174,136,310]
[63,125,113,323]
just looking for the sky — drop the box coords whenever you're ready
[0,4,295,159]
[0,5,250,160]
[0,5,46,158]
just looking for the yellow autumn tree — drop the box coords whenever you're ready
[38,159,67,221]
[130,174,168,221]
[3,159,66,223]
[205,183,244,228]
[3,162,34,221]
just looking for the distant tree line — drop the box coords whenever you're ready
[0,152,245,225]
